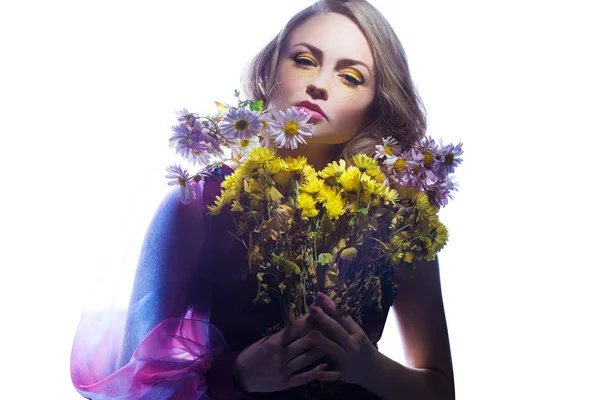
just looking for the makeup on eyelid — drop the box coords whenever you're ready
[291,54,364,86]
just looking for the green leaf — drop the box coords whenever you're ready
[318,253,333,266]
[357,207,368,215]
[250,100,263,113]
[234,89,240,98]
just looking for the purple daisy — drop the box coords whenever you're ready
[219,108,262,140]
[169,124,194,153]
[166,164,195,204]
[434,141,464,176]
[427,177,459,208]
[268,106,313,150]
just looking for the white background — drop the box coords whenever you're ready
[1,0,598,399]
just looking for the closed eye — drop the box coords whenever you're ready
[341,73,362,87]
[293,54,364,88]
[293,55,316,67]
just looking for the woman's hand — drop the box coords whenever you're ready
[308,292,380,386]
[235,312,328,393]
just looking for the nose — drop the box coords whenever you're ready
[306,83,328,101]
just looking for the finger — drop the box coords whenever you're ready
[316,368,342,382]
[287,363,328,388]
[308,305,352,350]
[284,334,313,362]
[316,292,360,334]
[286,346,326,376]
[309,330,345,362]
[280,313,316,346]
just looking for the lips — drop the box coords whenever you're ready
[295,101,327,120]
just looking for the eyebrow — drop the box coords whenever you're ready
[291,42,372,75]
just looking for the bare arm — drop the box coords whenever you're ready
[359,257,455,399]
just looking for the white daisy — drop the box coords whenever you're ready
[268,106,313,150]
[374,136,402,160]
[232,136,260,162]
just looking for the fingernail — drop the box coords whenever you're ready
[309,305,318,315]
[317,292,326,301]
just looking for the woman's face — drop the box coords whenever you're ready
[270,13,376,145]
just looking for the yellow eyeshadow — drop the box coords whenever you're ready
[344,70,363,83]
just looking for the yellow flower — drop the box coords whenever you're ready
[267,159,283,174]
[246,147,276,169]
[361,174,377,192]
[281,156,307,172]
[415,192,435,219]
[352,154,378,172]
[339,166,361,192]
[207,192,234,215]
[301,164,318,182]
[381,186,399,205]
[367,167,385,184]
[300,176,324,194]
[318,186,345,220]
[221,170,243,196]
[432,223,448,254]
[319,159,346,179]
[297,192,319,219]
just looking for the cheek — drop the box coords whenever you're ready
[334,97,372,128]
[274,65,316,104]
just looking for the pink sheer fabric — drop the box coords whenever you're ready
[71,307,229,400]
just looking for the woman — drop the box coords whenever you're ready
[71,1,454,399]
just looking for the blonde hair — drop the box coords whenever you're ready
[242,0,427,162]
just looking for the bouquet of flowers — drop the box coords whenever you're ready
[166,90,463,331]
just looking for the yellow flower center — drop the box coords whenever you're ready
[423,152,433,167]
[235,119,249,131]
[177,177,187,188]
[384,146,393,155]
[240,139,250,148]
[261,120,268,129]
[284,121,299,136]
[394,158,406,170]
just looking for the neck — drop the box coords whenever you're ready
[276,143,340,170]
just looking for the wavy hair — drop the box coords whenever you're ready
[241,0,427,161]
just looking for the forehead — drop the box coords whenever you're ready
[285,13,374,69]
